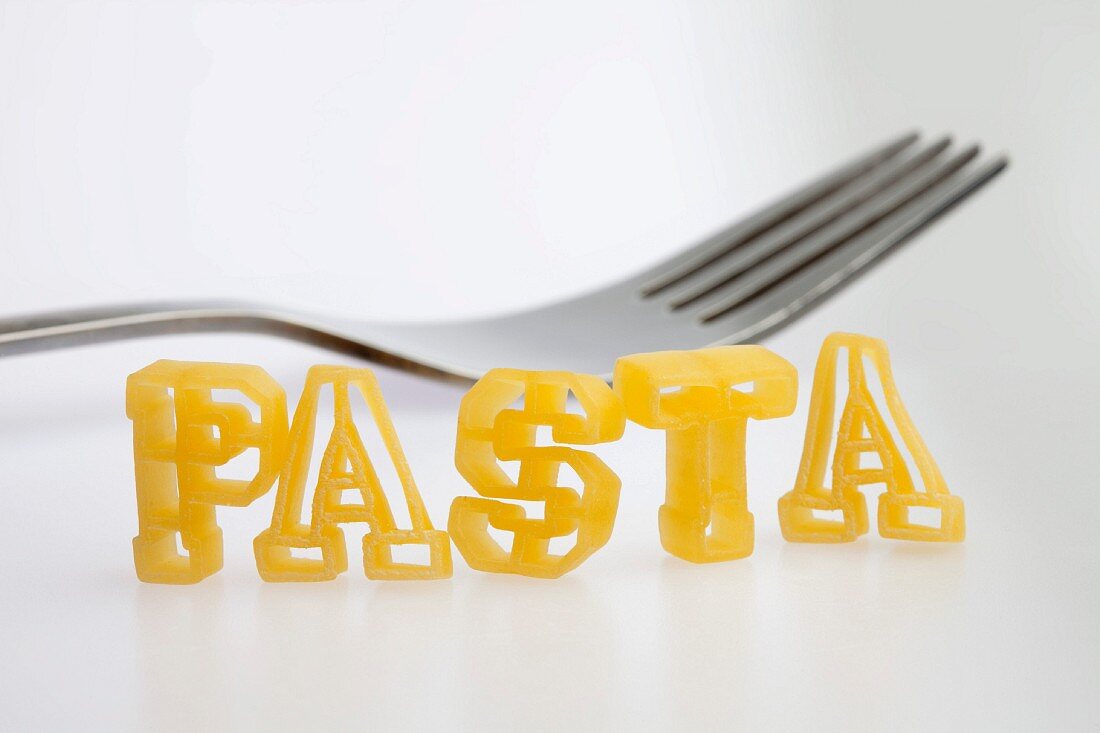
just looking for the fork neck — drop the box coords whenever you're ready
[0,300,389,369]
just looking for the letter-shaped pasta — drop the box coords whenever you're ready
[127,360,287,584]
[615,346,797,563]
[254,365,451,581]
[778,333,965,542]
[448,369,626,579]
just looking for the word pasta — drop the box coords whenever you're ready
[126,333,964,584]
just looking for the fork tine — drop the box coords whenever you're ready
[661,136,953,309]
[698,153,1009,334]
[696,144,982,319]
[639,131,920,297]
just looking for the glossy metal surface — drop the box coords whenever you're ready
[0,133,1007,381]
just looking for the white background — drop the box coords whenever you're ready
[1,1,1098,730]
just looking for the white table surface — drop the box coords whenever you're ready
[0,2,1097,730]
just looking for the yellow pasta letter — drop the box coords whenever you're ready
[615,346,797,563]
[254,365,451,581]
[778,333,965,543]
[448,369,626,578]
[127,360,288,584]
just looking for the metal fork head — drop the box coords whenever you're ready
[370,131,1008,379]
[633,132,1004,325]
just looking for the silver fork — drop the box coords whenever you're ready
[0,132,1006,381]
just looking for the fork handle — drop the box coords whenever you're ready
[0,300,338,357]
